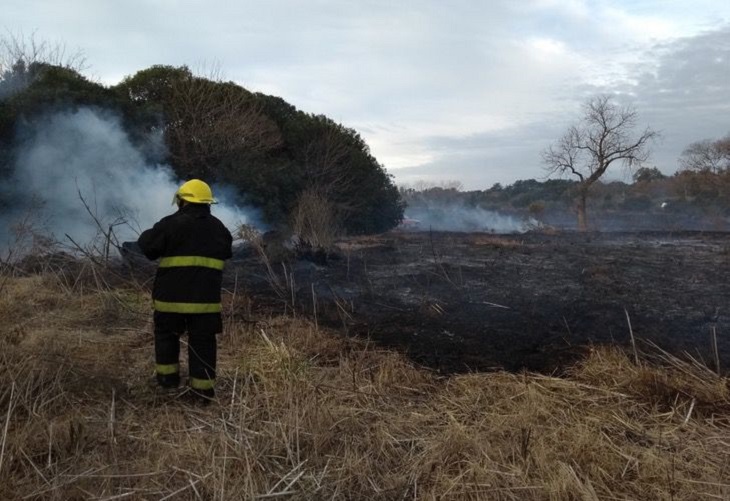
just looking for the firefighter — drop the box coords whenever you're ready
[138,179,233,402]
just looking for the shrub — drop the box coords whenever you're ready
[290,189,340,249]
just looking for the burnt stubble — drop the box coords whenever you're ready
[234,230,730,375]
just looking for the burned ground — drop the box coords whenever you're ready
[224,231,730,375]
[122,230,729,375]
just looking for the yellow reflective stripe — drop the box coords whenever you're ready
[190,377,215,390]
[156,363,179,375]
[154,300,222,313]
[159,256,224,270]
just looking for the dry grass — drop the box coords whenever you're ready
[466,235,523,249]
[291,189,340,250]
[336,235,394,252]
[1,271,729,500]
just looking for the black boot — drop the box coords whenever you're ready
[156,373,180,389]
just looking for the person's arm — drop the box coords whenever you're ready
[138,221,167,261]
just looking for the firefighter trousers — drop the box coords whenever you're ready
[154,311,222,391]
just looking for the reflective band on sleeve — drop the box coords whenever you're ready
[159,256,225,270]
[156,363,179,375]
[190,377,215,390]
[154,300,222,313]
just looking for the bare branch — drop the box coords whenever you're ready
[0,31,87,97]
[679,134,730,173]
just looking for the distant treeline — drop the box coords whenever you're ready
[402,166,730,231]
[0,62,403,234]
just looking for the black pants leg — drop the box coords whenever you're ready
[153,312,185,387]
[186,313,222,395]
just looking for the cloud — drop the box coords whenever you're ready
[3,1,730,191]
[390,22,730,188]
[581,25,730,172]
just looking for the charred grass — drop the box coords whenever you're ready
[0,268,729,500]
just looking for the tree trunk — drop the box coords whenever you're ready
[576,191,588,231]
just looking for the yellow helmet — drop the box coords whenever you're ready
[173,179,217,205]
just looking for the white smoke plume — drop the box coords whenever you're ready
[0,107,257,253]
[403,203,537,233]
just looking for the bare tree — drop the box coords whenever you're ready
[543,95,658,231]
[679,134,730,173]
[0,31,87,97]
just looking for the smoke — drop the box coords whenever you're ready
[0,107,257,252]
[0,68,30,100]
[403,202,537,233]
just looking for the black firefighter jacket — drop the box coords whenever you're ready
[138,203,233,314]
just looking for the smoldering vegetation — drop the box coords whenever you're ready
[401,203,537,233]
[0,59,405,244]
[0,107,256,254]
[235,230,730,376]
[399,174,730,234]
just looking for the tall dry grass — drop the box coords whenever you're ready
[0,270,728,499]
[291,189,340,250]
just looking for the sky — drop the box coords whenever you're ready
[4,0,730,190]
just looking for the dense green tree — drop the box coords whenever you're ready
[115,66,282,180]
[633,166,666,183]
[233,95,403,232]
[0,62,405,235]
[6,63,118,112]
[116,66,403,232]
